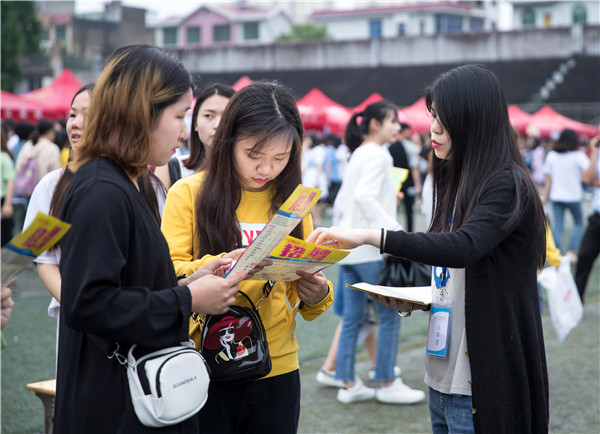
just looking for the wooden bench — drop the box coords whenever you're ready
[26,379,55,434]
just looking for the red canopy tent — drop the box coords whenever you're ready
[353,92,384,113]
[296,88,352,136]
[526,106,598,140]
[232,75,253,91]
[508,105,534,135]
[397,97,430,134]
[20,69,84,120]
[1,90,48,122]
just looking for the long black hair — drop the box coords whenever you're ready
[185,83,235,171]
[195,81,304,257]
[426,64,546,268]
[344,100,398,153]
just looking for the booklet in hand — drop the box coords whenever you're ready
[1,212,71,284]
[226,184,349,281]
[346,282,432,306]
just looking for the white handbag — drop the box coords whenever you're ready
[119,340,210,427]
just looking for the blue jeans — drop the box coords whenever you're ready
[429,388,475,434]
[551,200,584,252]
[335,261,400,382]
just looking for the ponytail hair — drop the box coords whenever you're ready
[345,101,398,152]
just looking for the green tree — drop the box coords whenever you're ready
[1,1,43,91]
[276,24,329,42]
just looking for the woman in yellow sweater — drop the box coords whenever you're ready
[161,81,333,433]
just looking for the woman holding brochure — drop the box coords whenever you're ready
[161,81,332,433]
[55,45,247,432]
[309,65,548,433]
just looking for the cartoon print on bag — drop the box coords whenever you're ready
[204,316,253,363]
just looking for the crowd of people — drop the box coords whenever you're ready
[0,44,599,434]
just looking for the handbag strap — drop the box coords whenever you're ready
[192,280,275,323]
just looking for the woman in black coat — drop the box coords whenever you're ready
[309,64,549,434]
[55,45,246,433]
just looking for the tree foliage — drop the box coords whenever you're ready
[1,1,43,91]
[276,24,329,42]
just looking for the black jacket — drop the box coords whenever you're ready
[385,171,549,434]
[55,157,196,433]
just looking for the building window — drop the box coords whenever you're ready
[470,18,484,32]
[186,26,201,44]
[397,22,405,36]
[56,25,66,42]
[244,22,259,40]
[214,24,231,42]
[163,27,177,45]
[369,19,382,38]
[435,14,463,34]
[522,8,535,27]
[572,5,587,24]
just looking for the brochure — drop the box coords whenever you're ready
[227,184,349,281]
[1,212,71,284]
[390,167,410,192]
[346,282,432,306]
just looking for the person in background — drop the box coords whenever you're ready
[1,124,15,246]
[54,44,246,433]
[329,100,425,405]
[302,131,329,225]
[309,64,549,433]
[323,133,344,208]
[388,122,422,232]
[15,118,60,183]
[161,81,332,433]
[54,129,70,167]
[155,83,235,190]
[575,135,600,302]
[542,128,589,261]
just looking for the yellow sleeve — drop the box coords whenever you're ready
[545,225,561,268]
[284,212,334,320]
[161,175,222,277]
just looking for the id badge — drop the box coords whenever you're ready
[426,304,451,359]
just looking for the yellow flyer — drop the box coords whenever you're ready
[228,184,341,279]
[248,236,349,281]
[1,212,71,284]
[390,167,410,192]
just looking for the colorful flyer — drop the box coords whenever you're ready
[248,236,349,281]
[1,212,71,284]
[226,184,350,280]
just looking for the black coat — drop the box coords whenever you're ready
[55,157,197,433]
[385,171,549,433]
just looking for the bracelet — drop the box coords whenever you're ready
[379,228,385,254]
[398,304,414,317]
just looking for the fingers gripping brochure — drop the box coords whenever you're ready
[226,184,349,281]
[346,282,432,306]
[1,212,71,284]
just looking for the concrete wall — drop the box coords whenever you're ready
[170,26,600,74]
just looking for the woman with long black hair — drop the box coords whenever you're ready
[309,64,549,433]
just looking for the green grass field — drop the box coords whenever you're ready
[2,204,598,433]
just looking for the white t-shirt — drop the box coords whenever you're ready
[24,168,64,318]
[543,150,590,202]
[334,142,400,264]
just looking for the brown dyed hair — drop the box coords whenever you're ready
[69,45,192,179]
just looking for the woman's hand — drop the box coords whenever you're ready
[224,248,273,279]
[178,257,233,286]
[295,270,329,306]
[306,227,381,250]
[1,201,13,219]
[369,294,428,314]
[188,271,247,314]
